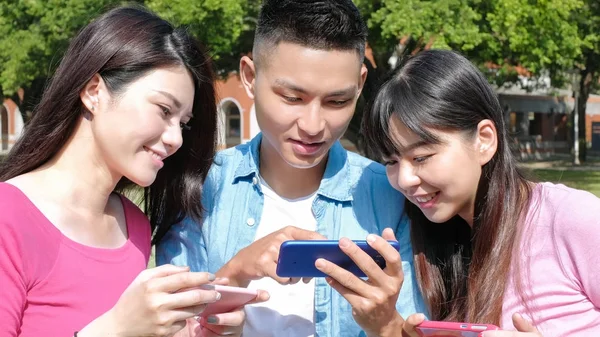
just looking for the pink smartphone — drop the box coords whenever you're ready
[415,321,499,337]
[198,285,258,317]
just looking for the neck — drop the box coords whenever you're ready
[259,141,327,199]
[32,119,121,216]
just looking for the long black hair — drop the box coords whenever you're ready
[362,50,531,324]
[0,5,218,246]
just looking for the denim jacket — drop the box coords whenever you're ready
[156,133,427,337]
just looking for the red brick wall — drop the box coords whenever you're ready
[586,114,600,143]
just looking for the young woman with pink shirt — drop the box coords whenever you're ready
[315,50,600,337]
[0,5,266,337]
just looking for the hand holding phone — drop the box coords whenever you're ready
[312,229,406,337]
[216,226,326,287]
[276,239,400,278]
[198,285,259,317]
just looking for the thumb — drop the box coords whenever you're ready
[290,228,327,240]
[512,313,539,333]
[382,227,397,241]
[403,313,426,337]
[138,264,190,281]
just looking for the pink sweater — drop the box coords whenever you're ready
[0,183,151,337]
[502,183,600,336]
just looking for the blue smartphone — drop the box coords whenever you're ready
[275,240,400,278]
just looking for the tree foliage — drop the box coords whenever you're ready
[0,0,254,121]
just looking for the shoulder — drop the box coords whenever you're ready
[0,183,60,281]
[119,194,149,226]
[212,142,251,166]
[533,182,600,244]
[345,150,389,178]
[345,151,401,196]
[207,143,251,181]
[343,152,406,221]
[0,182,42,226]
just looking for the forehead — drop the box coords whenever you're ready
[388,117,421,149]
[126,66,195,109]
[259,42,362,92]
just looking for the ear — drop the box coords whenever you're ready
[475,119,498,166]
[240,56,257,100]
[357,64,368,97]
[79,74,104,116]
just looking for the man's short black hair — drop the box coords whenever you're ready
[253,0,368,68]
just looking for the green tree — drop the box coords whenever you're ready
[0,0,123,122]
[353,0,590,159]
[145,0,259,75]
[572,0,600,162]
[0,0,255,123]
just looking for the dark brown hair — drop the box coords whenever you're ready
[362,50,532,324]
[0,5,217,245]
[252,0,368,68]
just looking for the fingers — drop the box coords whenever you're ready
[324,276,363,305]
[315,258,369,295]
[164,287,221,310]
[512,313,538,333]
[339,237,388,281]
[199,311,245,336]
[381,227,397,241]
[404,313,425,337]
[201,308,245,327]
[199,324,239,337]
[285,226,327,240]
[153,272,216,293]
[365,234,404,278]
[210,277,230,286]
[249,289,270,304]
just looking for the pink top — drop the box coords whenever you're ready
[502,183,600,336]
[0,182,151,337]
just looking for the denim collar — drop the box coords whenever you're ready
[233,133,353,202]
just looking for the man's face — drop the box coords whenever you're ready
[241,42,367,169]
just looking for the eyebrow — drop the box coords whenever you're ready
[154,90,182,109]
[154,90,193,119]
[396,140,430,154]
[274,79,356,97]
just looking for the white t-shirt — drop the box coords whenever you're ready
[243,177,317,337]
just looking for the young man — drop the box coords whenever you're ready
[157,0,427,336]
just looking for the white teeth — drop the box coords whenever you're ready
[416,194,436,203]
[146,148,162,161]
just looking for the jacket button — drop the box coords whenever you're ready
[252,176,259,185]
[246,218,256,226]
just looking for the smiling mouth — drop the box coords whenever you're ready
[143,146,166,162]
[415,193,437,203]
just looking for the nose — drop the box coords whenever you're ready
[162,124,183,156]
[394,160,421,194]
[296,102,325,137]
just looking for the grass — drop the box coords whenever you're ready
[528,169,600,197]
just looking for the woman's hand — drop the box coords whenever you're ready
[182,279,270,337]
[315,228,405,337]
[79,264,222,337]
[396,313,426,337]
[482,314,543,337]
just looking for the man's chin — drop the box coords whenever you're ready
[283,153,326,170]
